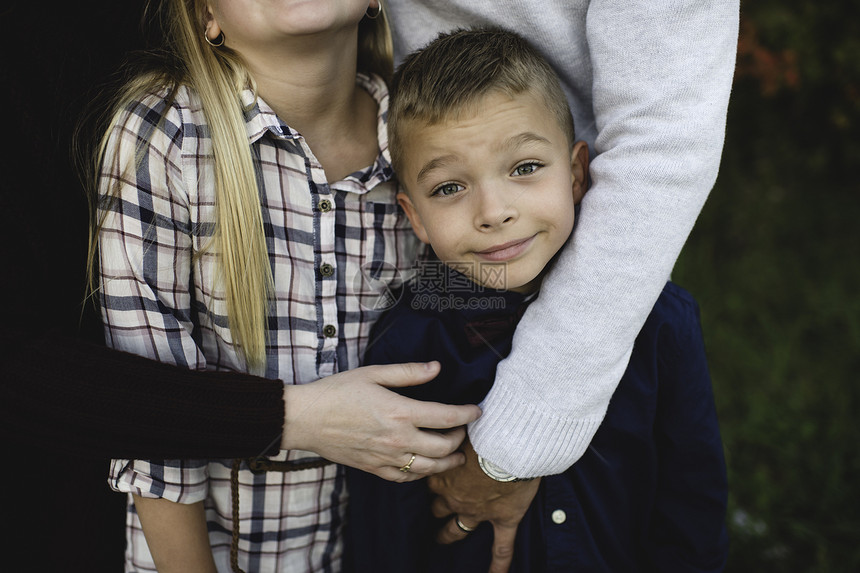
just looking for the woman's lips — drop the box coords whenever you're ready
[475,235,536,262]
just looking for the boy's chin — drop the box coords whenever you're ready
[478,272,542,294]
[444,260,542,292]
[505,275,542,294]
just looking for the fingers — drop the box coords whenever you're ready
[430,492,473,545]
[430,505,518,573]
[436,513,479,545]
[430,493,454,521]
[432,502,518,572]
[430,494,481,545]
[454,515,478,534]
[282,363,479,481]
[374,449,468,483]
[366,361,483,426]
[375,465,427,483]
[409,425,466,458]
[410,400,482,430]
[360,362,483,429]
[417,449,467,476]
[487,523,517,573]
[368,361,441,388]
[358,424,467,480]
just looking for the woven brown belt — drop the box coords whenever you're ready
[229,456,334,573]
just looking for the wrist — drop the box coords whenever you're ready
[280,383,309,451]
[476,454,535,483]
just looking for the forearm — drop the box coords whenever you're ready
[0,328,283,459]
[471,0,740,477]
[133,495,217,573]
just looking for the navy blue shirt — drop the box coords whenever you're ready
[346,268,728,572]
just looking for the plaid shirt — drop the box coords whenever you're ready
[99,74,418,572]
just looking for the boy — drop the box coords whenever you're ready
[347,29,728,572]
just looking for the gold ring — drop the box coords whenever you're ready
[455,515,477,533]
[399,453,416,473]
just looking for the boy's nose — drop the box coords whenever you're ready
[474,185,518,230]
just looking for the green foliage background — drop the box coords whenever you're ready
[671,2,860,571]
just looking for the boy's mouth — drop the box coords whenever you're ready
[474,235,536,262]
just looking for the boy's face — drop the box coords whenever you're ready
[396,90,588,293]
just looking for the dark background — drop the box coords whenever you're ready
[1,4,141,571]
[1,2,857,571]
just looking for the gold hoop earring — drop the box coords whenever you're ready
[205,31,225,47]
[365,3,382,19]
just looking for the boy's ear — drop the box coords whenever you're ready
[570,141,590,205]
[396,192,431,245]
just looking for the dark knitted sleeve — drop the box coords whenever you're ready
[0,328,284,460]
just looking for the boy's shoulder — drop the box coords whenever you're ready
[637,281,706,359]
[650,281,701,320]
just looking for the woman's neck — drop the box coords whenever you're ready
[239,32,379,181]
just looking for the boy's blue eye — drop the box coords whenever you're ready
[513,162,541,176]
[432,182,463,197]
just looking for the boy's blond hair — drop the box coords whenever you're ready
[388,28,575,176]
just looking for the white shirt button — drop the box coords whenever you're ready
[551,509,567,524]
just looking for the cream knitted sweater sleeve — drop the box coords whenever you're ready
[387,0,739,477]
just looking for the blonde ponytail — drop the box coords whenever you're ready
[176,1,272,371]
[86,0,272,372]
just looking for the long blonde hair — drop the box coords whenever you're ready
[84,0,392,371]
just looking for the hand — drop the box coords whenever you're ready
[428,440,541,573]
[281,361,482,482]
